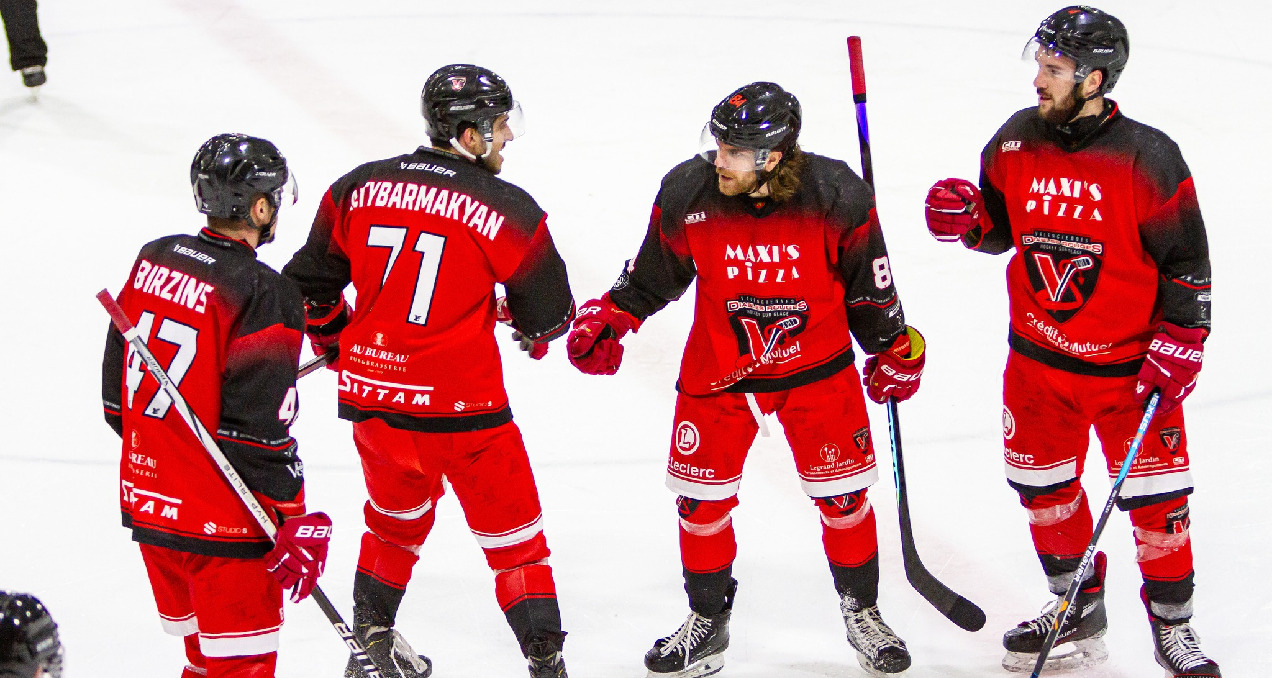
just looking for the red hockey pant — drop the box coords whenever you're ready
[1002,352,1195,600]
[667,368,880,573]
[139,543,281,677]
[352,418,556,614]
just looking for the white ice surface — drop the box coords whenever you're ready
[1,1,1268,676]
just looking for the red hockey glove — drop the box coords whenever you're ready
[304,296,350,372]
[495,296,549,360]
[925,178,985,242]
[265,512,332,603]
[567,293,641,375]
[862,326,926,403]
[1136,323,1206,416]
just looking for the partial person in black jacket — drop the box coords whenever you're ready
[0,0,47,87]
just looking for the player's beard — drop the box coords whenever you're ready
[716,168,758,196]
[1037,83,1085,125]
[480,150,503,175]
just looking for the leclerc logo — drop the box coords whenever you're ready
[675,421,700,455]
[1002,140,1022,152]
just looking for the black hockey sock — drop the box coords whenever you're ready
[829,554,880,607]
[352,571,407,628]
[504,598,565,656]
[683,567,736,616]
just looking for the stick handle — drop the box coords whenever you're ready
[847,36,867,101]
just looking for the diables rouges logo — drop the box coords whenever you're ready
[1021,230,1105,323]
[724,295,808,364]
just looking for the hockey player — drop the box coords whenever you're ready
[567,82,926,677]
[282,64,575,678]
[102,134,331,678]
[0,591,62,678]
[0,0,47,87]
[924,6,1219,676]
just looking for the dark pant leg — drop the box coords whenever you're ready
[1,0,48,70]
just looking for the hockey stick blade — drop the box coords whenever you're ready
[901,537,987,632]
[889,400,987,632]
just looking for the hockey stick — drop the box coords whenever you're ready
[97,290,386,678]
[298,349,337,379]
[1029,391,1161,677]
[848,35,986,632]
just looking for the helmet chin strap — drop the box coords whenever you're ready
[449,136,497,161]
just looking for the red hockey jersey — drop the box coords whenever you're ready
[610,153,907,396]
[102,229,306,558]
[283,147,574,432]
[966,102,1212,376]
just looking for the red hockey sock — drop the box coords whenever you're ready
[1131,496,1194,606]
[677,496,739,574]
[816,491,878,567]
[1024,484,1093,562]
[356,531,420,589]
[205,652,276,678]
[182,634,208,677]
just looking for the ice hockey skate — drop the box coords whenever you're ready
[343,625,432,678]
[1002,554,1109,673]
[644,586,734,678]
[1148,608,1221,676]
[526,633,569,678]
[840,594,910,676]
[19,65,45,88]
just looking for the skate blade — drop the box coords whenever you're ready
[856,651,910,676]
[646,655,724,678]
[1002,637,1109,673]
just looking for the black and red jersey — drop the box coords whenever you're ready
[610,153,907,396]
[283,147,574,432]
[966,102,1211,376]
[102,229,306,559]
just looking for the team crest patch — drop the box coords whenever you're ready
[1021,230,1104,323]
[448,76,467,90]
[1159,427,1182,452]
[852,427,871,452]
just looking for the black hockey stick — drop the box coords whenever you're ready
[97,290,386,678]
[1030,391,1160,677]
[298,348,337,379]
[848,36,986,632]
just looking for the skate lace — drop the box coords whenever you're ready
[1159,622,1209,669]
[658,612,713,658]
[841,602,903,654]
[1020,598,1064,637]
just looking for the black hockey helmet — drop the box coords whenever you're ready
[0,592,63,678]
[190,133,296,220]
[421,64,524,146]
[1026,6,1129,95]
[700,82,801,170]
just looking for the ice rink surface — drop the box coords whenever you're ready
[1,1,1268,675]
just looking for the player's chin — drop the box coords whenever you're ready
[716,174,746,196]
